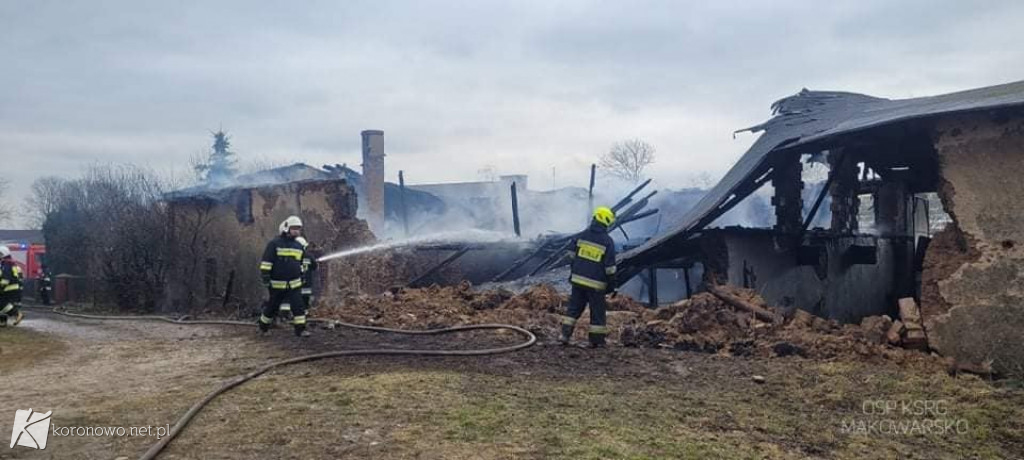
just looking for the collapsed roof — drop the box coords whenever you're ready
[620,79,1024,270]
[166,163,444,219]
[165,163,332,200]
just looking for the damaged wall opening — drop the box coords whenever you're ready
[614,82,1024,377]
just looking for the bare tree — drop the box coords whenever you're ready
[37,164,173,311]
[600,138,656,184]
[22,176,68,227]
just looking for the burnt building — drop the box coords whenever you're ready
[618,80,1024,374]
[322,164,446,236]
[164,175,375,312]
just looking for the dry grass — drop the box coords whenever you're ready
[160,361,1024,460]
[4,317,1023,460]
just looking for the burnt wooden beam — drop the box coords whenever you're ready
[611,178,652,213]
[408,247,471,287]
[588,164,596,219]
[800,151,849,240]
[510,181,521,237]
[491,239,558,282]
[529,238,575,276]
[616,208,659,227]
[648,268,659,308]
[398,170,410,237]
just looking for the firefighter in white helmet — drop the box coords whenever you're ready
[0,246,25,327]
[258,216,309,336]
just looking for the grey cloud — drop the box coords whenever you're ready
[2,0,1024,228]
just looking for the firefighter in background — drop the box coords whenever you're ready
[295,236,319,311]
[258,216,309,337]
[38,266,53,306]
[0,246,25,327]
[275,222,294,321]
[559,206,618,347]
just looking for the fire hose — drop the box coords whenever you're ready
[27,306,537,460]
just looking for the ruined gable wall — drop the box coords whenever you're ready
[926,112,1024,376]
[165,179,374,314]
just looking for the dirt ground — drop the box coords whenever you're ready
[1,305,1023,459]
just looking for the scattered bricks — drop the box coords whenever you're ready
[887,320,905,346]
[319,283,933,362]
[904,329,929,350]
[899,297,923,329]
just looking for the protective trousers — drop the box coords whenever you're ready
[561,284,608,346]
[259,288,307,335]
[0,301,20,326]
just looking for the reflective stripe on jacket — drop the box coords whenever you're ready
[0,263,23,299]
[259,236,307,290]
[567,221,617,291]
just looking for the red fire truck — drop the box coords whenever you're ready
[3,242,46,280]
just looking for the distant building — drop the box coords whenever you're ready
[0,229,44,245]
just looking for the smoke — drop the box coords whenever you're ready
[378,183,621,240]
[167,162,325,199]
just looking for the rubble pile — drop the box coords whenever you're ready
[322,249,463,297]
[316,283,927,362]
[317,282,646,337]
[617,286,916,361]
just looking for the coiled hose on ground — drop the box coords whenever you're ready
[26,306,537,460]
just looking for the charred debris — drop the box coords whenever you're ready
[408,177,660,288]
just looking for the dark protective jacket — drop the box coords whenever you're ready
[567,221,617,292]
[299,241,318,294]
[299,242,317,284]
[39,271,53,291]
[0,261,23,302]
[259,235,307,290]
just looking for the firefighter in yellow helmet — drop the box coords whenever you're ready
[258,216,309,337]
[0,246,25,327]
[560,206,617,347]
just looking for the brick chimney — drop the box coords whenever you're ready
[361,130,385,234]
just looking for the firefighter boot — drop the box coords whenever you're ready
[294,324,310,337]
[558,324,573,345]
[12,311,23,326]
[0,315,6,327]
[588,333,607,348]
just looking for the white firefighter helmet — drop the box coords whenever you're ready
[279,215,303,234]
[295,236,309,247]
[0,246,10,258]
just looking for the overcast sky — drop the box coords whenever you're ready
[3,0,1024,227]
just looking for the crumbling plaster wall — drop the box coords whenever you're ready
[166,180,374,313]
[925,112,1024,376]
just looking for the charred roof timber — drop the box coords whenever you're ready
[408,177,661,287]
[619,79,1024,275]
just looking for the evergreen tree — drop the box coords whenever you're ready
[194,130,237,185]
